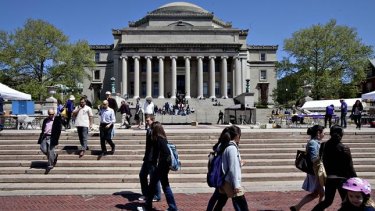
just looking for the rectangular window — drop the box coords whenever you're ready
[227,82,232,96]
[141,82,146,96]
[203,60,209,72]
[203,82,208,96]
[130,82,134,96]
[215,82,220,96]
[95,52,100,62]
[260,70,267,81]
[260,53,266,61]
[94,70,100,80]
[153,82,159,97]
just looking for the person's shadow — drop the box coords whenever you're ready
[113,191,163,211]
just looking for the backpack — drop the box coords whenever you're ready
[167,143,181,171]
[206,143,234,188]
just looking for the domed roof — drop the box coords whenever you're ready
[151,2,209,14]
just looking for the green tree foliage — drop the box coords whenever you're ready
[0,19,95,100]
[277,19,373,101]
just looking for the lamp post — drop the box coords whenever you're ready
[245,79,250,93]
[110,77,115,95]
[285,88,288,106]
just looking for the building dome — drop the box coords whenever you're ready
[151,2,209,14]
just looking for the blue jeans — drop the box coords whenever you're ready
[77,126,89,151]
[146,164,177,211]
[340,112,347,127]
[139,161,161,200]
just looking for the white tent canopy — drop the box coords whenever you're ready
[362,91,375,101]
[301,98,365,112]
[0,83,32,100]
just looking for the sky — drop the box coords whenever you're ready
[1,0,374,60]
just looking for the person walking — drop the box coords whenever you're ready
[65,95,75,129]
[105,91,118,111]
[144,122,177,211]
[352,100,363,130]
[340,99,348,128]
[207,125,249,211]
[135,98,143,129]
[312,125,357,211]
[38,109,62,172]
[0,94,4,131]
[138,114,161,203]
[98,100,116,156]
[324,104,334,128]
[290,125,325,211]
[217,110,224,124]
[72,97,93,157]
[143,97,154,129]
[118,100,131,129]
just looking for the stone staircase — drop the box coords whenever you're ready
[128,98,235,124]
[0,130,374,195]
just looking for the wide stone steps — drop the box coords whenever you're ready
[0,130,374,195]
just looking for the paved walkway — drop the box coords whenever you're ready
[0,191,349,211]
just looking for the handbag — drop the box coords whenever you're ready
[61,108,67,118]
[295,150,314,175]
[314,143,327,186]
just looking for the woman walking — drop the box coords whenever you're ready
[145,122,177,211]
[312,125,357,211]
[290,125,325,211]
[207,125,249,211]
[352,100,363,129]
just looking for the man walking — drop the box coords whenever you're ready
[138,114,161,202]
[0,94,4,131]
[324,104,334,128]
[143,97,154,129]
[73,97,93,157]
[217,110,224,124]
[105,91,118,111]
[38,109,62,172]
[118,100,131,129]
[340,99,348,128]
[99,100,116,156]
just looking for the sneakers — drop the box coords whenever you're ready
[138,196,146,201]
[79,150,85,158]
[153,197,160,202]
[137,207,146,211]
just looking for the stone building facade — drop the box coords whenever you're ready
[85,2,278,105]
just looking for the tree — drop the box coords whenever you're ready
[277,19,373,100]
[0,19,95,100]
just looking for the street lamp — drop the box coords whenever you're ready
[245,79,250,93]
[110,77,115,95]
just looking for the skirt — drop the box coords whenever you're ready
[302,174,320,192]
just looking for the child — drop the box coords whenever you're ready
[339,177,375,211]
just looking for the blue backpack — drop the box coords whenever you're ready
[167,143,181,171]
[207,143,237,188]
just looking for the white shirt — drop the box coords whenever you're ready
[74,105,93,127]
[143,101,154,115]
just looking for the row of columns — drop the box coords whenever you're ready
[120,56,242,99]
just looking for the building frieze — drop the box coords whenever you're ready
[90,45,113,50]
[247,45,278,50]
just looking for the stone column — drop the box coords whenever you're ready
[197,56,204,98]
[184,56,191,98]
[121,56,128,97]
[209,56,216,99]
[158,56,165,98]
[133,56,140,99]
[221,56,228,98]
[170,56,177,99]
[146,56,152,98]
[235,56,241,97]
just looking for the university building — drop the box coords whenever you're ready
[85,2,278,105]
